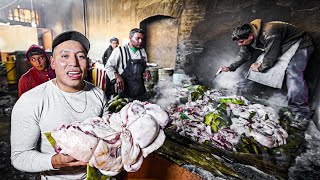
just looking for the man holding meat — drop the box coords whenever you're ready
[11,31,109,179]
[220,19,314,130]
[105,28,151,99]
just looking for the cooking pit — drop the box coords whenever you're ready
[1,0,320,179]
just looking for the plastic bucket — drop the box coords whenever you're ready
[148,67,159,83]
[158,68,174,81]
[5,56,17,84]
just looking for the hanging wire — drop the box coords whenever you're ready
[0,0,22,10]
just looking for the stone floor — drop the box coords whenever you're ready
[0,74,39,180]
[0,118,39,180]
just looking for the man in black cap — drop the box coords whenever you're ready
[102,37,119,66]
[11,31,109,179]
[18,44,56,97]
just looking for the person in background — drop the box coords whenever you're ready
[105,28,151,99]
[18,45,56,97]
[11,31,109,179]
[102,37,119,98]
[102,37,119,66]
[220,19,314,130]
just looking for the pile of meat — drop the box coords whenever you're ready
[229,103,288,148]
[169,87,289,152]
[51,100,169,176]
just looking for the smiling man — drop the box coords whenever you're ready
[11,31,109,179]
[18,45,56,97]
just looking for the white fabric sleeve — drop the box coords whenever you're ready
[10,97,56,172]
[105,47,122,81]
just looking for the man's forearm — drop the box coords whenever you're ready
[52,153,87,169]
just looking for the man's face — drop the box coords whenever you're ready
[111,40,119,49]
[29,54,47,71]
[237,34,254,46]
[50,40,88,92]
[129,32,144,49]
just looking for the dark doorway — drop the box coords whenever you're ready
[140,15,178,68]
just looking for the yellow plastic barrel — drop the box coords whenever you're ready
[5,55,17,84]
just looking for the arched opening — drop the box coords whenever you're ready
[140,15,178,69]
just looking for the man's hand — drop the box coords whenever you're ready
[221,66,230,72]
[143,70,151,81]
[250,63,261,72]
[51,153,87,169]
[115,73,125,92]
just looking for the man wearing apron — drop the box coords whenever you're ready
[105,28,151,99]
[220,19,314,130]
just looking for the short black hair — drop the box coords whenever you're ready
[109,37,119,43]
[129,28,145,37]
[231,23,252,41]
[27,48,44,58]
[52,31,90,53]
[26,45,47,62]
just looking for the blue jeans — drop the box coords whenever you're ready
[286,46,314,116]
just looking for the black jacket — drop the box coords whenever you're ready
[102,45,113,66]
[229,19,313,72]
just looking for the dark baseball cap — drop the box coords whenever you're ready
[110,37,119,43]
[25,44,48,61]
[52,31,90,52]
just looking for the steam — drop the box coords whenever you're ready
[150,69,193,109]
[151,79,179,109]
[265,92,287,110]
[213,71,242,96]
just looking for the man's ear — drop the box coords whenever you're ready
[50,56,55,70]
[248,33,254,40]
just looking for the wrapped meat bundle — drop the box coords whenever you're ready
[49,100,169,177]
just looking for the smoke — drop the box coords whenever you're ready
[213,71,242,96]
[151,79,179,109]
[265,92,287,110]
[172,69,193,87]
[150,69,194,109]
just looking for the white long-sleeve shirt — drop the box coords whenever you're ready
[105,43,148,81]
[11,80,109,180]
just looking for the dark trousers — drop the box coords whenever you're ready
[286,46,314,116]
